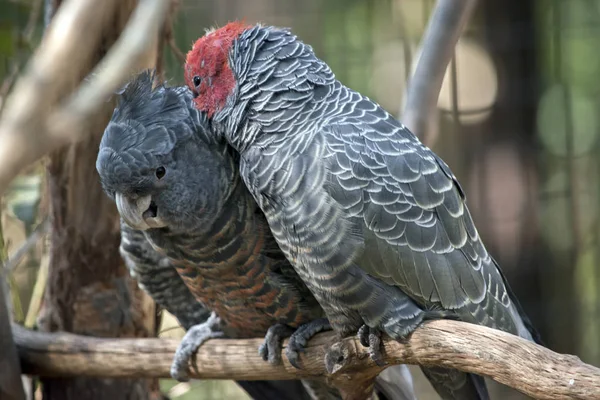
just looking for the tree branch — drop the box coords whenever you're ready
[0,0,169,197]
[401,0,477,145]
[47,0,170,143]
[0,0,118,196]
[13,320,600,400]
[0,282,26,400]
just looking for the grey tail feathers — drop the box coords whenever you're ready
[238,366,420,400]
[420,366,490,400]
[491,256,544,346]
[373,365,418,400]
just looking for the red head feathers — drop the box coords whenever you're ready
[184,21,251,118]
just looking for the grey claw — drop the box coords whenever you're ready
[258,343,269,362]
[259,323,294,365]
[357,325,387,367]
[368,331,386,367]
[357,325,370,347]
[284,318,331,369]
[286,349,302,369]
[170,312,224,381]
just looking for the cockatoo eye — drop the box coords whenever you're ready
[193,76,201,87]
[155,166,166,179]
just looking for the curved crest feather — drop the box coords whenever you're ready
[115,69,157,103]
[112,69,190,127]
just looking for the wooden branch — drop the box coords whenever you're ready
[13,320,600,400]
[401,0,477,145]
[0,0,119,196]
[0,0,169,198]
[47,0,170,143]
[0,281,26,400]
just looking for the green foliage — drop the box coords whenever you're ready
[536,0,600,91]
[534,0,600,364]
[537,85,599,157]
[0,0,34,54]
[0,24,14,56]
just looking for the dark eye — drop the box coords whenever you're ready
[155,166,166,179]
[193,76,201,87]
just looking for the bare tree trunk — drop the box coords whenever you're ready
[38,0,165,399]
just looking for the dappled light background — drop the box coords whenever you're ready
[1,0,598,399]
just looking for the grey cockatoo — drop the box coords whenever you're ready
[183,22,543,400]
[119,221,316,400]
[96,71,418,400]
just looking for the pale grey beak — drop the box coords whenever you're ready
[115,192,166,230]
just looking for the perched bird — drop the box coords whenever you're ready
[183,22,543,400]
[119,222,316,400]
[96,71,418,400]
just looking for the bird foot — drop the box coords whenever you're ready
[286,318,332,369]
[357,325,387,367]
[170,312,225,382]
[258,323,295,365]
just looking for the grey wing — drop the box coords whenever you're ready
[374,365,418,400]
[323,103,530,338]
[119,221,210,330]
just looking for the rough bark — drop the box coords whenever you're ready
[37,0,165,399]
[13,320,600,400]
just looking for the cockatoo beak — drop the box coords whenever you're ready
[115,192,166,230]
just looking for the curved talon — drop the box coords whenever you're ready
[357,325,370,347]
[286,336,304,369]
[170,312,224,382]
[285,318,331,369]
[258,343,269,361]
[258,323,294,365]
[357,324,387,367]
[286,323,310,350]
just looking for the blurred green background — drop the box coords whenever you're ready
[1,0,599,399]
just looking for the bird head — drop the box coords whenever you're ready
[184,22,335,153]
[96,70,233,234]
[184,20,251,119]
